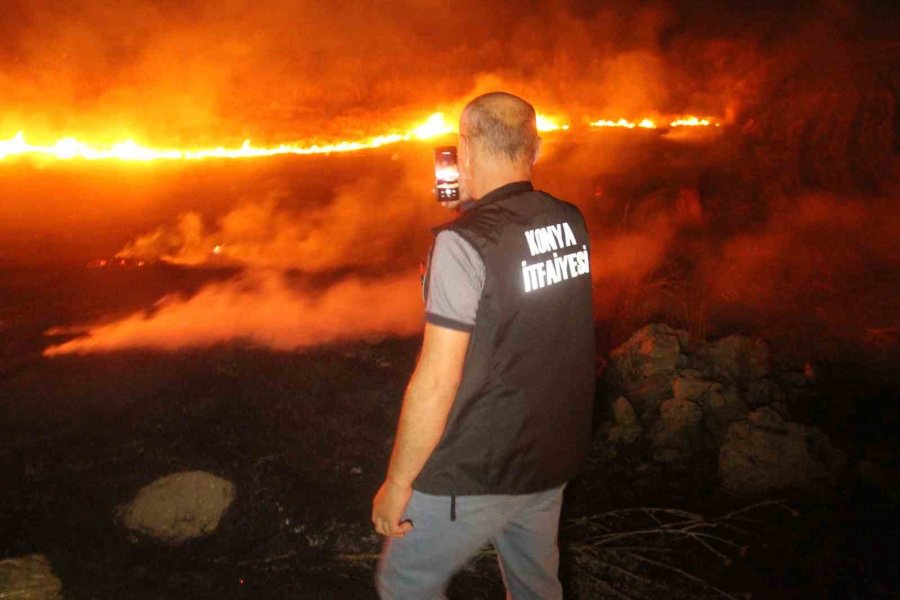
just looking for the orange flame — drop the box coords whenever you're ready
[0,111,721,163]
[0,112,461,163]
[590,115,719,129]
[590,118,656,129]
[535,114,570,132]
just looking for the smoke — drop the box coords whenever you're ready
[5,0,894,358]
[43,270,422,356]
[45,124,898,360]
[116,168,436,272]
[699,194,900,356]
[1,0,833,144]
[43,157,440,355]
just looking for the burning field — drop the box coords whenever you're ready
[1,1,898,598]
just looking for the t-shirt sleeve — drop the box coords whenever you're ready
[424,230,485,332]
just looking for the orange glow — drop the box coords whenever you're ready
[411,113,455,139]
[590,118,657,129]
[0,110,571,163]
[590,115,720,129]
[43,270,424,355]
[670,116,722,127]
[0,110,721,163]
[590,118,647,129]
[0,112,453,163]
[535,114,570,132]
[0,130,407,162]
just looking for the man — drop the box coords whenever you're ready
[372,91,595,599]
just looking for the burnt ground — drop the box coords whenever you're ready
[1,265,898,599]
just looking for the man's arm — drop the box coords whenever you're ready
[372,323,470,537]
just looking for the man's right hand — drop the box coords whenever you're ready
[372,478,414,538]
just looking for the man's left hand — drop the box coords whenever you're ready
[372,479,414,537]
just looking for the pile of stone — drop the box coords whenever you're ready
[603,324,846,496]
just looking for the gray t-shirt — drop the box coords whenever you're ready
[424,230,485,332]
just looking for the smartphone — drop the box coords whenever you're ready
[434,146,460,202]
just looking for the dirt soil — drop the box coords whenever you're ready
[1,328,897,599]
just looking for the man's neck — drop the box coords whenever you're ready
[473,169,532,199]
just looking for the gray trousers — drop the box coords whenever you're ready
[375,483,567,600]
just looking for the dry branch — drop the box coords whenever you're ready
[562,499,791,599]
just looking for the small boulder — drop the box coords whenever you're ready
[651,399,703,462]
[768,401,792,420]
[745,379,786,408]
[698,385,749,444]
[117,470,235,545]
[694,334,769,383]
[673,375,719,403]
[607,424,642,445]
[619,374,673,418]
[678,368,704,379]
[747,406,788,432]
[660,399,704,432]
[0,554,63,600]
[611,396,637,426]
[719,411,845,496]
[609,323,689,385]
[605,398,642,445]
[607,325,699,420]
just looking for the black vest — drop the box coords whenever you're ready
[413,181,595,500]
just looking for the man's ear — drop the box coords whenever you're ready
[532,137,543,166]
[460,135,474,177]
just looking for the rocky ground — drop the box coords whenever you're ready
[1,325,898,599]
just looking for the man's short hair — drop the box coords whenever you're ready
[461,92,538,161]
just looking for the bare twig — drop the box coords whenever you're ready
[563,499,791,599]
[623,551,742,600]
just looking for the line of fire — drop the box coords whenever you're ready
[0,113,719,162]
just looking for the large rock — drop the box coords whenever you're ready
[611,396,637,426]
[608,324,690,417]
[672,375,717,403]
[606,396,642,444]
[673,375,748,445]
[699,385,749,445]
[0,554,63,600]
[719,408,846,496]
[651,399,703,463]
[694,334,769,384]
[744,378,786,408]
[117,471,235,544]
